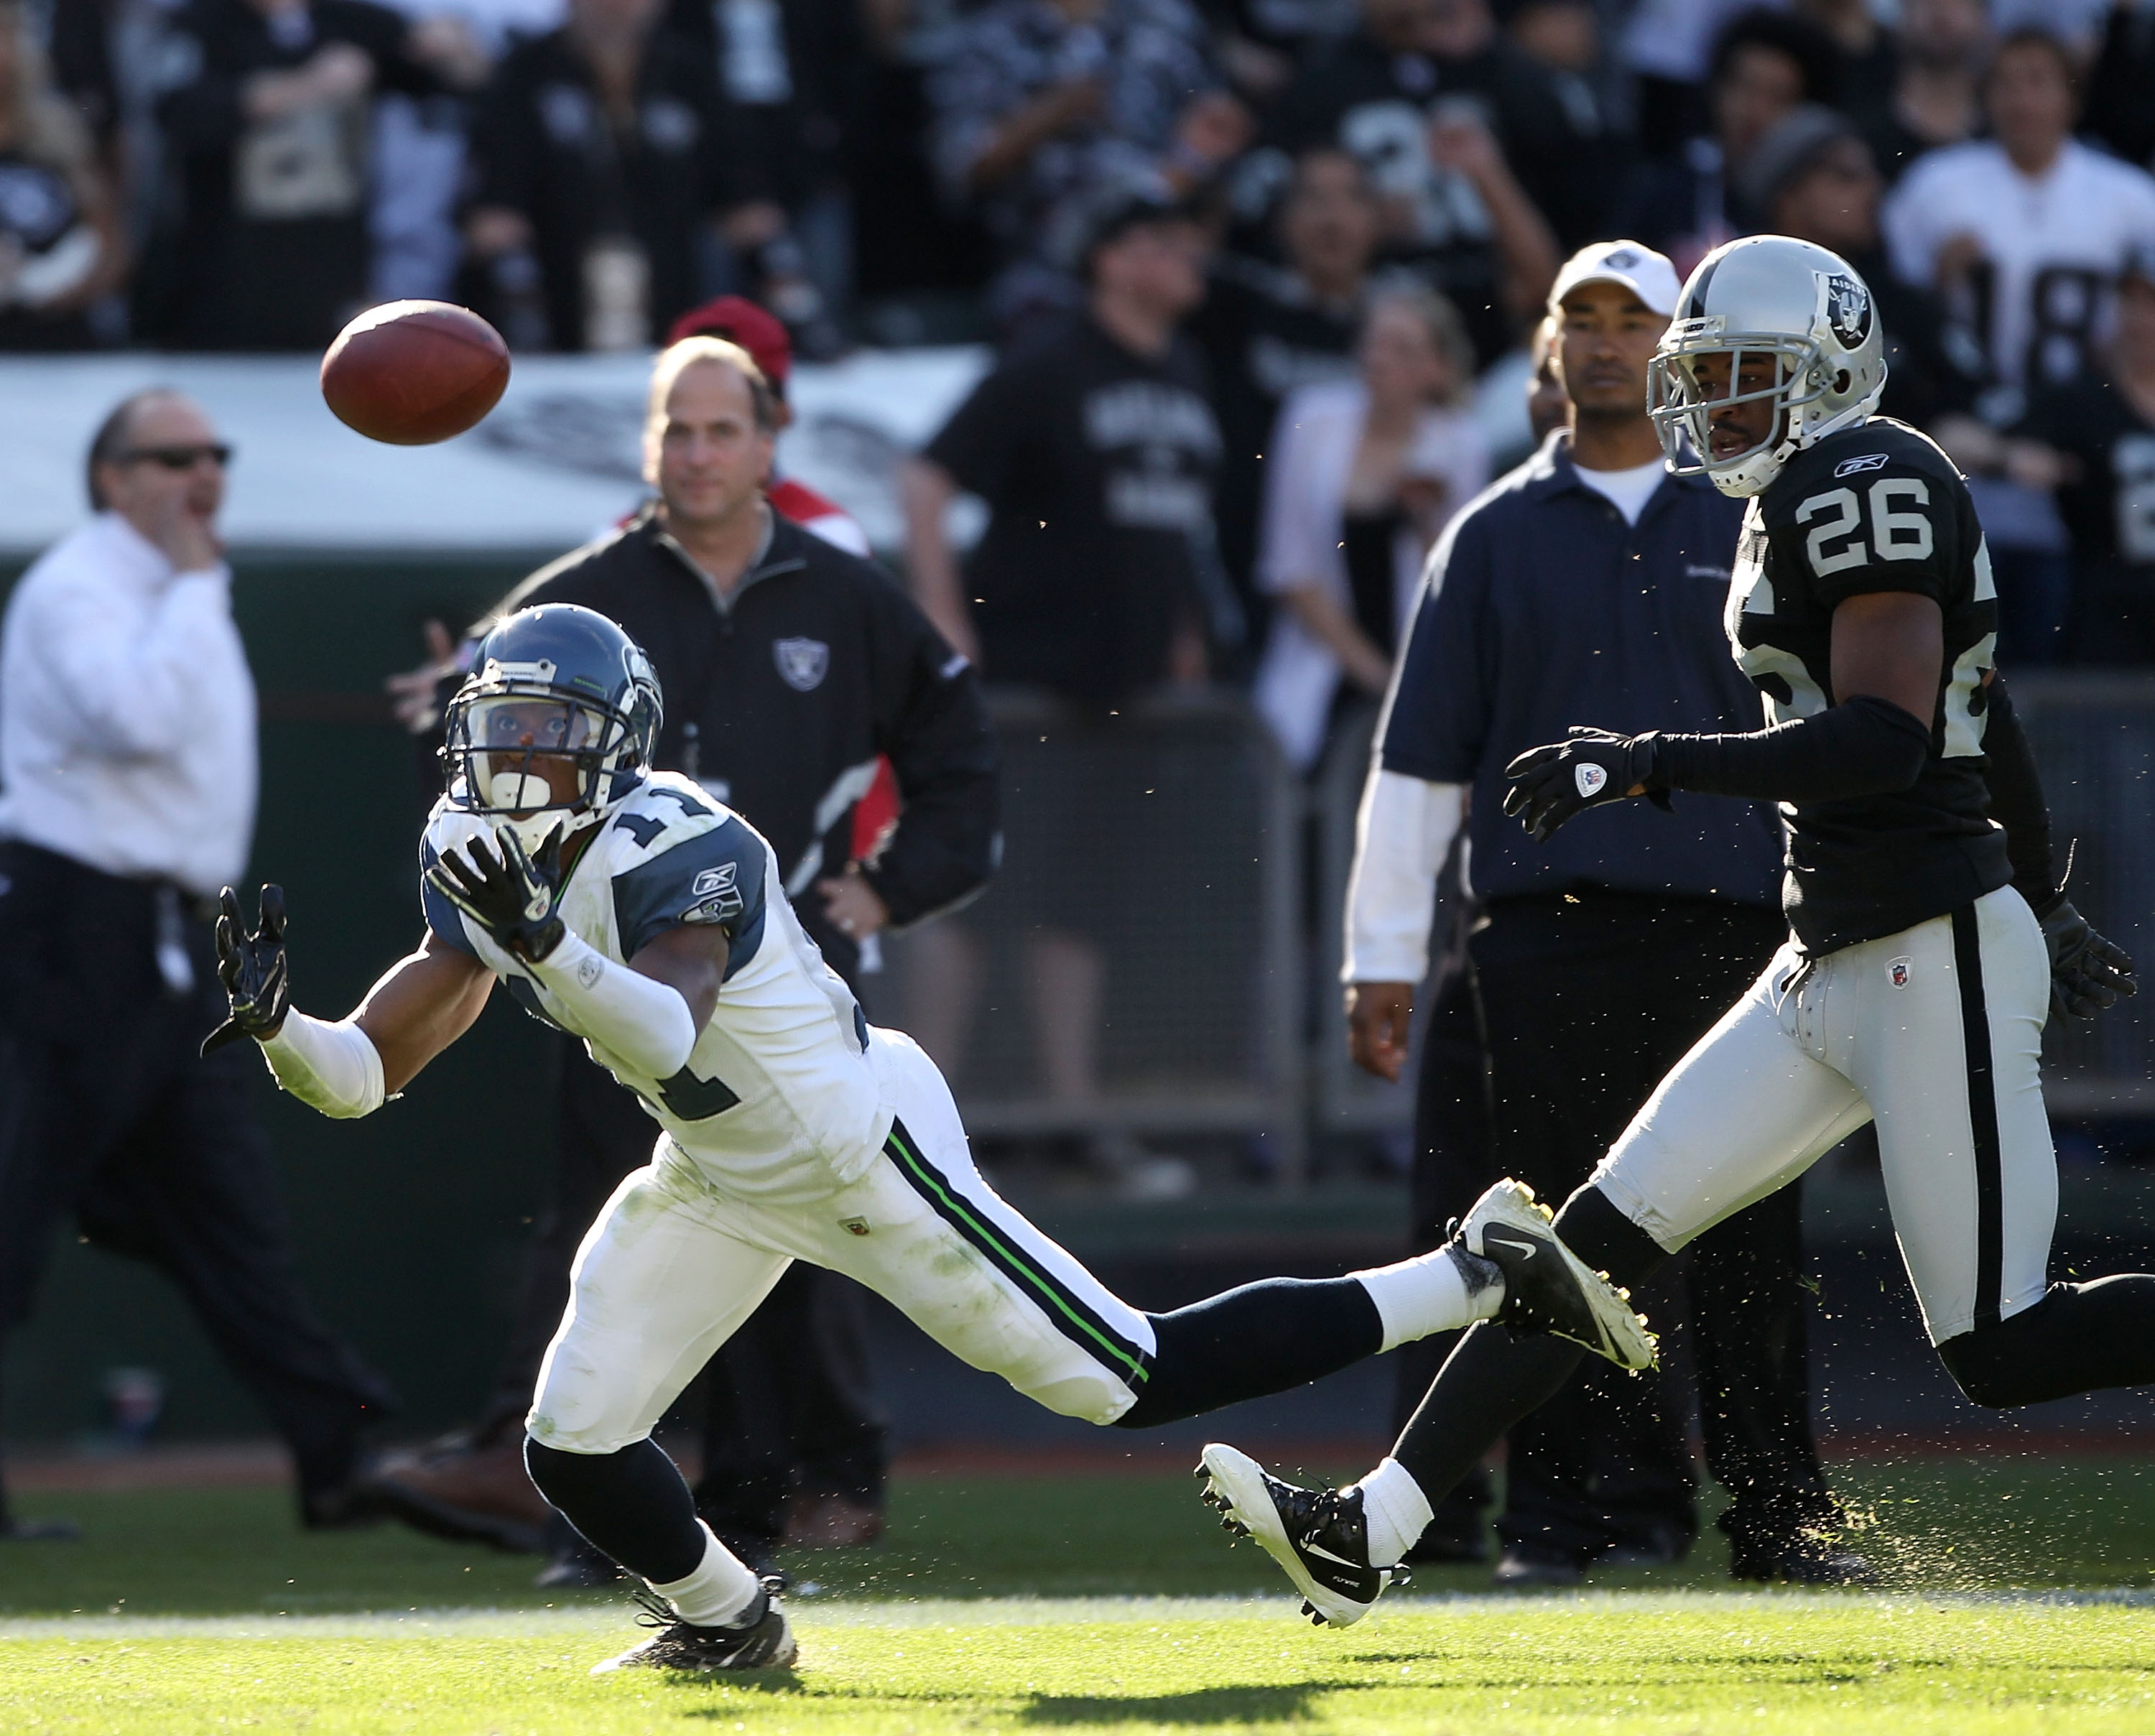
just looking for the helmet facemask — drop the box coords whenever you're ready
[444,658,654,853]
[1649,325,1831,497]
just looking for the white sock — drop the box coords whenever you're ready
[1355,1457,1436,1568]
[649,1521,760,1628]
[1350,1245,1502,1352]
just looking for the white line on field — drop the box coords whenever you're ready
[4,1587,2154,1640]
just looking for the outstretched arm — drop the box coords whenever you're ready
[208,884,495,1117]
[353,931,496,1095]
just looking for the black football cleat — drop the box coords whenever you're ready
[1459,1179,1659,1371]
[1730,1537,1876,1586]
[1197,1444,1406,1628]
[590,1579,798,1675]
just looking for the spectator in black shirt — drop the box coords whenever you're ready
[1251,0,1560,365]
[904,187,1220,701]
[153,0,453,350]
[0,0,124,348]
[1616,8,1837,279]
[2085,0,2155,176]
[1860,0,1987,187]
[1193,144,1381,640]
[463,0,741,352]
[899,187,1220,1196]
[1739,104,1986,430]
[662,0,861,356]
[2019,259,2155,664]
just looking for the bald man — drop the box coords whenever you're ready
[0,390,395,1539]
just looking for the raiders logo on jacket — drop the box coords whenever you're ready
[468,507,999,978]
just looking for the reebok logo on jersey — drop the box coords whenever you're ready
[1834,452,1889,478]
[1888,955,1913,988]
[685,863,744,924]
[1575,763,1608,798]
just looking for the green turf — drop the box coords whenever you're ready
[6,1598,2155,1735]
[6,1459,2155,1732]
[7,1455,2155,1617]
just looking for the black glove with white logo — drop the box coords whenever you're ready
[203,884,290,1055]
[1503,727,1672,843]
[2039,897,2136,1021]
[427,824,568,962]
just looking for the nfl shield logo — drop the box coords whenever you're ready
[774,637,830,692]
[1888,956,1912,988]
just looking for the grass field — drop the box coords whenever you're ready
[6,1455,2155,1733]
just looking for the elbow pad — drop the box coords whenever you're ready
[260,1014,386,1120]
[1653,695,1931,804]
[525,932,699,1079]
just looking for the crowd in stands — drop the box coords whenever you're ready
[8,0,2155,674]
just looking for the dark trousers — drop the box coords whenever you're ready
[481,1033,886,1556]
[1400,892,1835,1561]
[0,843,395,1513]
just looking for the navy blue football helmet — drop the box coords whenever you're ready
[442,603,663,848]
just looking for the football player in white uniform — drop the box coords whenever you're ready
[205,600,1654,1672]
[1197,234,2148,1628]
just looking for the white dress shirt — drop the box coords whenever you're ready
[0,512,257,896]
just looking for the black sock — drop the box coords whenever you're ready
[1391,1184,1669,1501]
[524,1437,705,1584]
[1940,1274,2155,1406]
[1115,1277,1384,1429]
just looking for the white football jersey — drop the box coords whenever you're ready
[420,771,889,1202]
[1882,139,2155,393]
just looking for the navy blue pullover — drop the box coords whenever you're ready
[1379,433,1784,910]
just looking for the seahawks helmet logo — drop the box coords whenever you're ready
[1823,273,1871,348]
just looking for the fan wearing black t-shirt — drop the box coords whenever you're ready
[901,189,1220,1194]
[2017,265,2155,664]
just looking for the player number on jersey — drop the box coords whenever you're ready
[1796,478,1934,575]
[653,1064,741,1120]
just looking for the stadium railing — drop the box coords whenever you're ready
[877,687,1310,1178]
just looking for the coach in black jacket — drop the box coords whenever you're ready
[369,335,996,1577]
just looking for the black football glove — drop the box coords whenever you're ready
[425,824,567,962]
[203,884,290,1056]
[1502,727,1672,843]
[2039,897,2137,1021]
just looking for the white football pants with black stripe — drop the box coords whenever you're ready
[528,1029,1154,1455]
[1593,883,2054,1345]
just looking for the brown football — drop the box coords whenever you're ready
[320,301,511,445]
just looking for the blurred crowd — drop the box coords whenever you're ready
[7,0,2155,672]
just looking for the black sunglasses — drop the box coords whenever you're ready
[119,443,234,470]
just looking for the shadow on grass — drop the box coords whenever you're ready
[669,1668,808,1704]
[1017,1681,1365,1725]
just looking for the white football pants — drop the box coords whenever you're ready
[527,1029,1154,1454]
[1594,884,2057,1345]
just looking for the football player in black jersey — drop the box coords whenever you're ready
[1197,235,2150,1628]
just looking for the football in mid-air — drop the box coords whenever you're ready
[320,301,511,445]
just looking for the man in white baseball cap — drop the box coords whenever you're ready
[1340,234,1845,1587]
[1546,240,1686,321]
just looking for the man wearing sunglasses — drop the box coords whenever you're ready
[0,389,397,1541]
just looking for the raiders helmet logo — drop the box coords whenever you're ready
[1822,273,1872,348]
[774,637,830,692]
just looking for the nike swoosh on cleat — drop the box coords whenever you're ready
[1483,1233,1540,1260]
[1301,1541,1365,1569]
